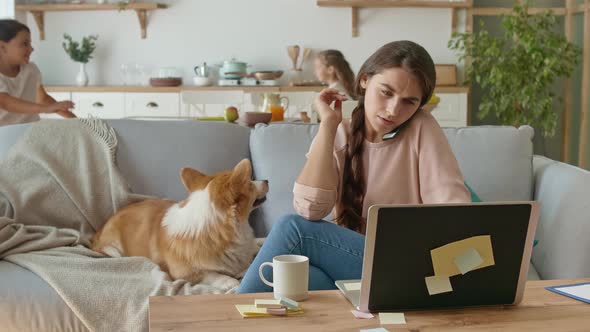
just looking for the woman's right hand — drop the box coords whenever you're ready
[43,101,75,114]
[314,88,348,127]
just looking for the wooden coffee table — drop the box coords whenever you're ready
[149,279,590,331]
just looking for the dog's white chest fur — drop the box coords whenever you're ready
[162,188,220,238]
[161,185,259,277]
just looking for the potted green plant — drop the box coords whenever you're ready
[62,34,98,86]
[448,0,581,137]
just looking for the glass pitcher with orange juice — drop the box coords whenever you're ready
[261,93,289,122]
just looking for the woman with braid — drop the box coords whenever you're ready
[237,41,470,293]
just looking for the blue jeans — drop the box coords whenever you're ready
[237,214,365,293]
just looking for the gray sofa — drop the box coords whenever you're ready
[0,119,588,332]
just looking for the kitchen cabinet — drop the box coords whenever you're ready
[71,92,125,119]
[44,86,470,127]
[125,93,180,118]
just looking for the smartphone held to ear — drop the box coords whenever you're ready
[382,112,417,141]
[382,126,402,141]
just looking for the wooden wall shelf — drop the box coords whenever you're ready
[317,0,473,37]
[15,3,167,40]
[317,0,473,8]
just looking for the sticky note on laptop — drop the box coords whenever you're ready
[425,275,453,295]
[454,248,484,275]
[343,282,362,291]
[430,235,495,277]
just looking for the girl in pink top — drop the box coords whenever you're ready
[238,41,470,293]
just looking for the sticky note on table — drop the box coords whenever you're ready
[454,248,484,275]
[379,312,406,325]
[425,275,453,295]
[255,299,283,308]
[351,309,374,319]
[344,282,362,291]
[235,304,269,317]
[430,235,495,277]
[235,304,304,318]
[267,308,287,316]
[279,297,299,310]
[360,328,389,332]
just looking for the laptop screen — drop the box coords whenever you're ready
[368,204,532,311]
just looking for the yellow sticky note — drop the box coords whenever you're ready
[235,304,304,318]
[454,248,484,275]
[425,275,453,295]
[235,305,268,317]
[430,235,495,277]
[379,312,406,325]
[343,282,361,291]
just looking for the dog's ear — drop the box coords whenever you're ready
[230,159,252,186]
[180,167,208,192]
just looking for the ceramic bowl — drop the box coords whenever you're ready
[192,76,212,86]
[241,112,272,127]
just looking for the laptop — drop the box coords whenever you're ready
[336,202,539,312]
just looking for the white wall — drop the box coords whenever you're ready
[25,0,461,86]
[1,0,15,19]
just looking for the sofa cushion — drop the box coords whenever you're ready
[106,120,251,202]
[0,261,87,332]
[527,263,541,280]
[442,125,534,202]
[465,182,482,202]
[532,155,590,279]
[0,120,252,203]
[250,124,534,236]
[249,123,319,237]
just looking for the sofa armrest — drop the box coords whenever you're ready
[532,155,590,279]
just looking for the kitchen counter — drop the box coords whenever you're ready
[45,85,470,93]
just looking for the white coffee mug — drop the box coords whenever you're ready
[259,255,309,301]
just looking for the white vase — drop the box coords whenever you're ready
[76,62,88,86]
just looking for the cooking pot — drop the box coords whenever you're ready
[218,58,249,79]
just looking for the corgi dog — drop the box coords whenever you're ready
[91,159,268,285]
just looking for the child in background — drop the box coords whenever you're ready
[0,19,75,127]
[314,49,356,100]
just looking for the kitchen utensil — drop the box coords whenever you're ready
[297,48,312,70]
[194,62,210,77]
[254,71,283,80]
[287,45,300,70]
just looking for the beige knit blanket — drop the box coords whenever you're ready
[0,119,238,332]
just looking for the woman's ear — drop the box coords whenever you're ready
[360,75,369,89]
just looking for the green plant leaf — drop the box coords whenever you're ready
[63,34,98,64]
[448,0,582,137]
